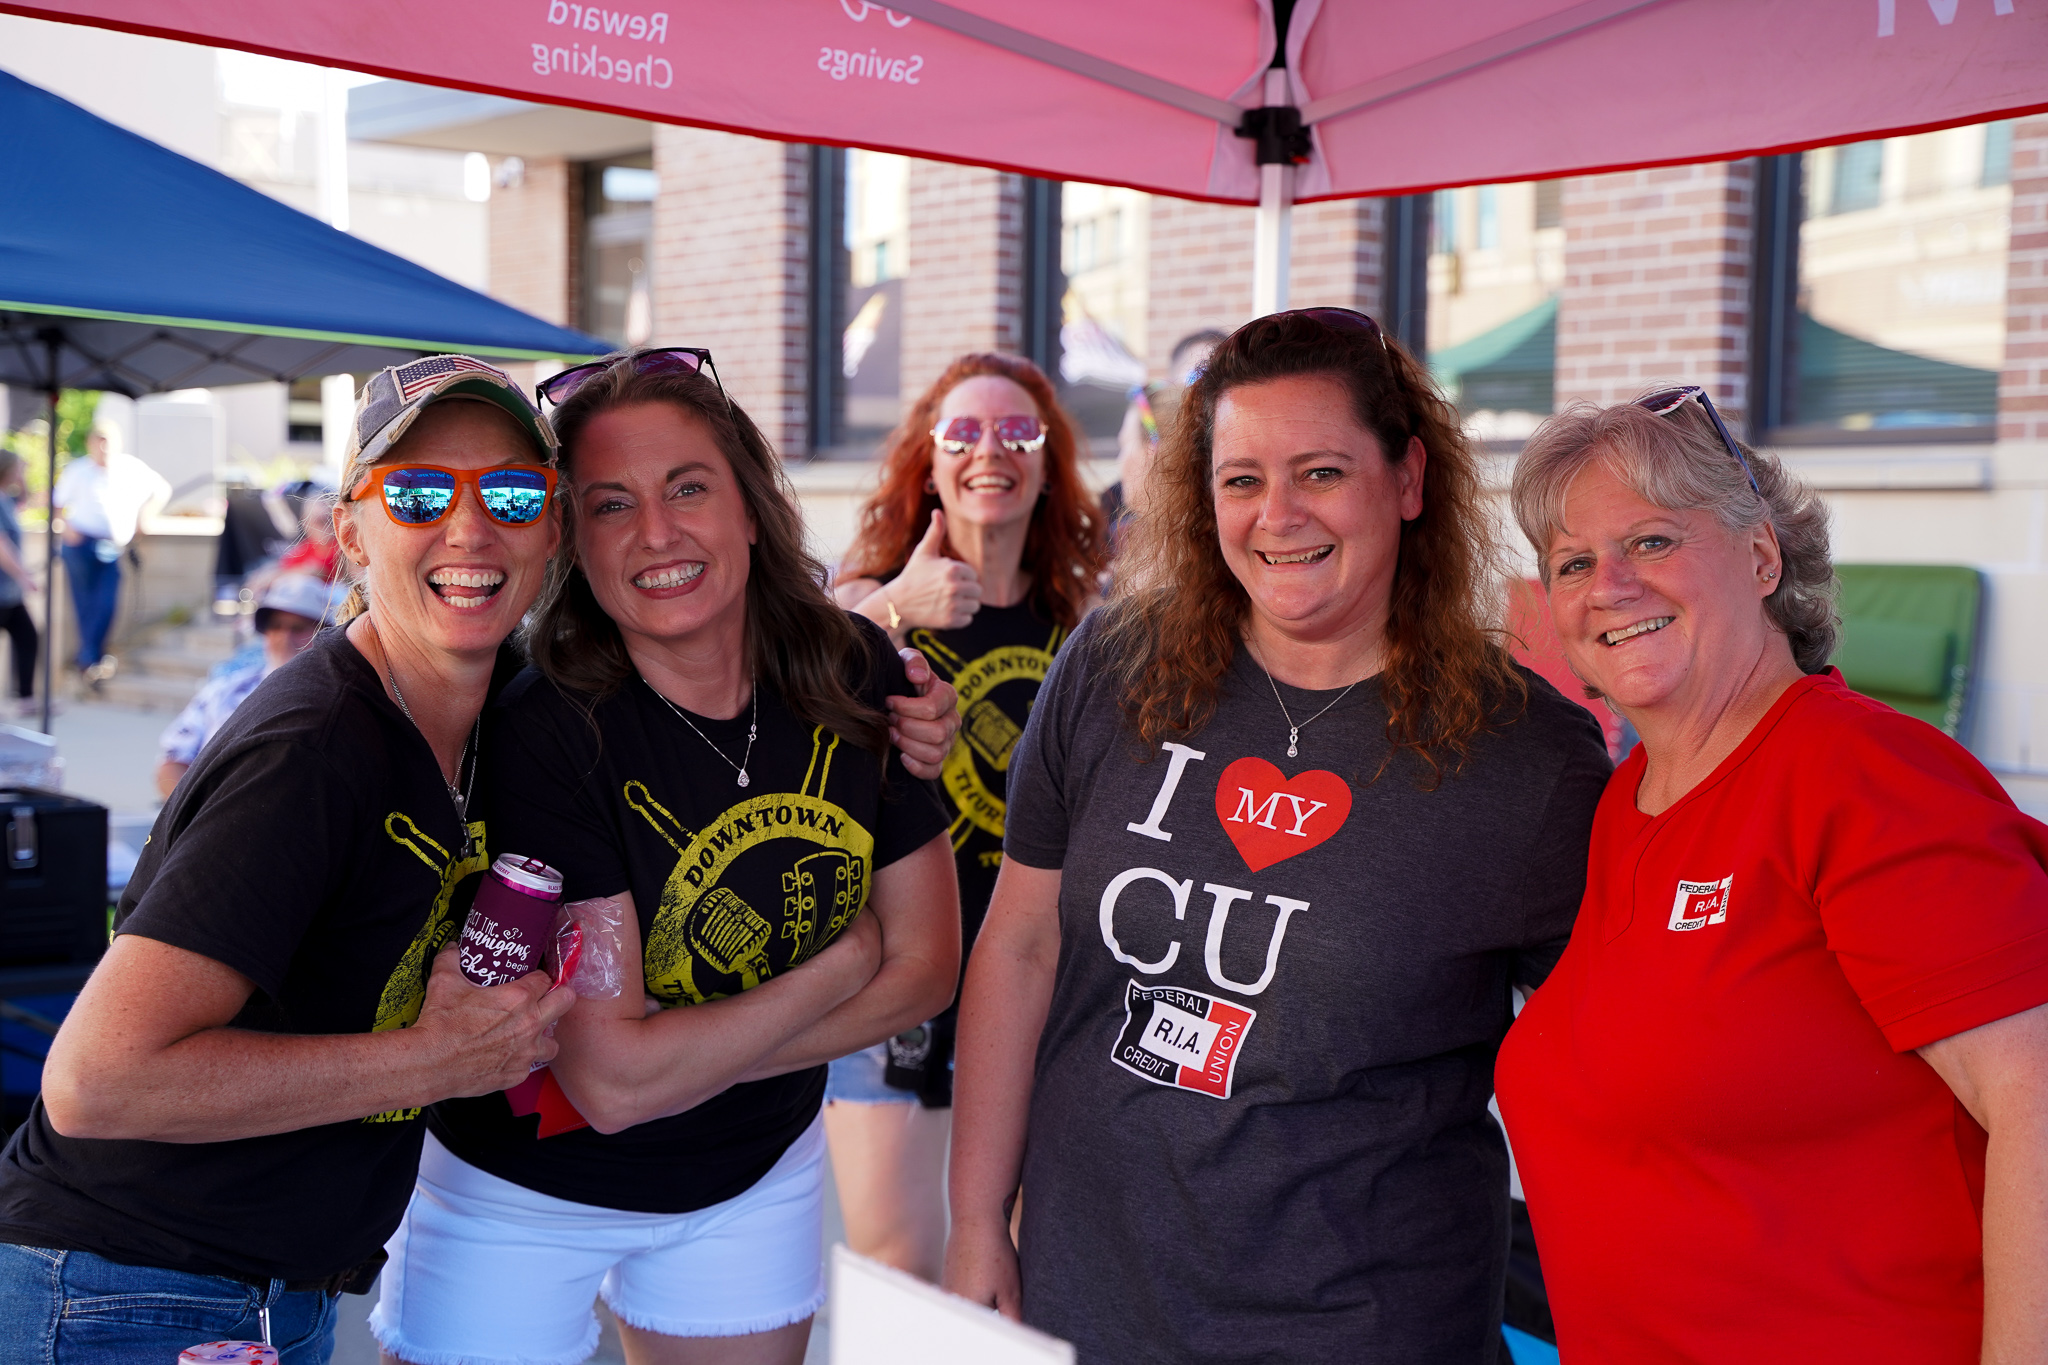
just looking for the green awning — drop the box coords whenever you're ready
[1430,296,1556,414]
[1796,314,1997,429]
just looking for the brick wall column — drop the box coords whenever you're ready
[1291,199,1385,318]
[1144,197,1383,379]
[488,156,578,327]
[900,163,1022,402]
[650,126,812,455]
[2000,117,2048,442]
[1554,161,1754,422]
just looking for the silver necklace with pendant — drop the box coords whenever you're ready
[375,622,480,859]
[648,678,757,787]
[1254,653,1360,759]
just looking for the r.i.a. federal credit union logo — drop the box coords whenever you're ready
[1111,980,1256,1099]
[1667,875,1732,931]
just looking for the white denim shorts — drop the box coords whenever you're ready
[369,1117,827,1365]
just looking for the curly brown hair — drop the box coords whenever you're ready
[1099,311,1524,783]
[836,353,1104,629]
[527,353,888,753]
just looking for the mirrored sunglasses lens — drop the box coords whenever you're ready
[1639,388,1694,416]
[540,365,600,404]
[994,417,1044,448]
[634,350,706,379]
[939,418,983,447]
[477,470,551,524]
[383,468,456,524]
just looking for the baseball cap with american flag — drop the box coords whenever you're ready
[346,355,557,472]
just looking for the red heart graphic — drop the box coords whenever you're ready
[1213,757,1353,872]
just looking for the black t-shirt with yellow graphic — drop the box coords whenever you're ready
[429,614,948,1213]
[0,627,507,1282]
[902,599,1068,952]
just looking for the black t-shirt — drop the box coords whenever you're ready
[0,628,504,1281]
[901,599,1070,950]
[429,614,949,1213]
[1002,616,1610,1364]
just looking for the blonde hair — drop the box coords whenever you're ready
[1510,393,1837,672]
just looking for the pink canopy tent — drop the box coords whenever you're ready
[7,0,2046,312]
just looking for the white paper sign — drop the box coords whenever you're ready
[828,1245,1075,1365]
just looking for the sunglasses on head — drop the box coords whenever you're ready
[535,347,728,409]
[1277,306,1390,351]
[351,463,558,528]
[931,415,1046,456]
[1636,386,1760,494]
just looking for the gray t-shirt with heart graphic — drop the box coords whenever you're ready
[1001,615,1609,1365]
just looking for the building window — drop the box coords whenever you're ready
[1059,181,1147,445]
[286,377,325,445]
[1427,181,1563,441]
[1767,122,2009,439]
[838,149,912,446]
[581,155,654,347]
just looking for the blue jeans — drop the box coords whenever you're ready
[57,543,119,669]
[0,1244,338,1364]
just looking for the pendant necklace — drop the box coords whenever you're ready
[647,678,758,787]
[373,619,480,859]
[1254,652,1360,759]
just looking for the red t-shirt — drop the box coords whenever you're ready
[1497,670,2048,1363]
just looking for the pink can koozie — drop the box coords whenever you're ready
[179,1345,277,1364]
[458,855,563,987]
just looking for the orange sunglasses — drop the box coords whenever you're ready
[351,463,559,527]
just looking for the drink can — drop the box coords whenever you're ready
[458,854,564,987]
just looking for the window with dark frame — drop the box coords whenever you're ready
[581,154,655,348]
[1754,120,2013,444]
[286,377,324,445]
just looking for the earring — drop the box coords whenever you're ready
[1763,569,1778,581]
[925,476,937,494]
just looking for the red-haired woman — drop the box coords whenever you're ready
[829,353,1105,1279]
[943,311,1613,1363]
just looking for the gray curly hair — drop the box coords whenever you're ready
[1510,392,1838,673]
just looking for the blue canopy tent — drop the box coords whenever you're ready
[0,68,604,728]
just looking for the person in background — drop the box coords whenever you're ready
[945,309,1610,1363]
[51,419,170,688]
[1496,390,2048,1363]
[1101,328,1227,541]
[830,353,1105,1279]
[154,573,331,799]
[0,451,40,719]
[278,491,344,582]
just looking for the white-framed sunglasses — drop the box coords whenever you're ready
[931,415,1046,456]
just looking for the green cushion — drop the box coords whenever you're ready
[1833,616,1953,700]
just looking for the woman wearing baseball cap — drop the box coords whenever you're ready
[0,356,576,1360]
[0,354,965,1361]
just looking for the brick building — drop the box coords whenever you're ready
[356,92,2047,812]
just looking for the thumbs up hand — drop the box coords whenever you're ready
[889,510,982,631]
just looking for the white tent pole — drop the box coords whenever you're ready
[1252,68,1294,317]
